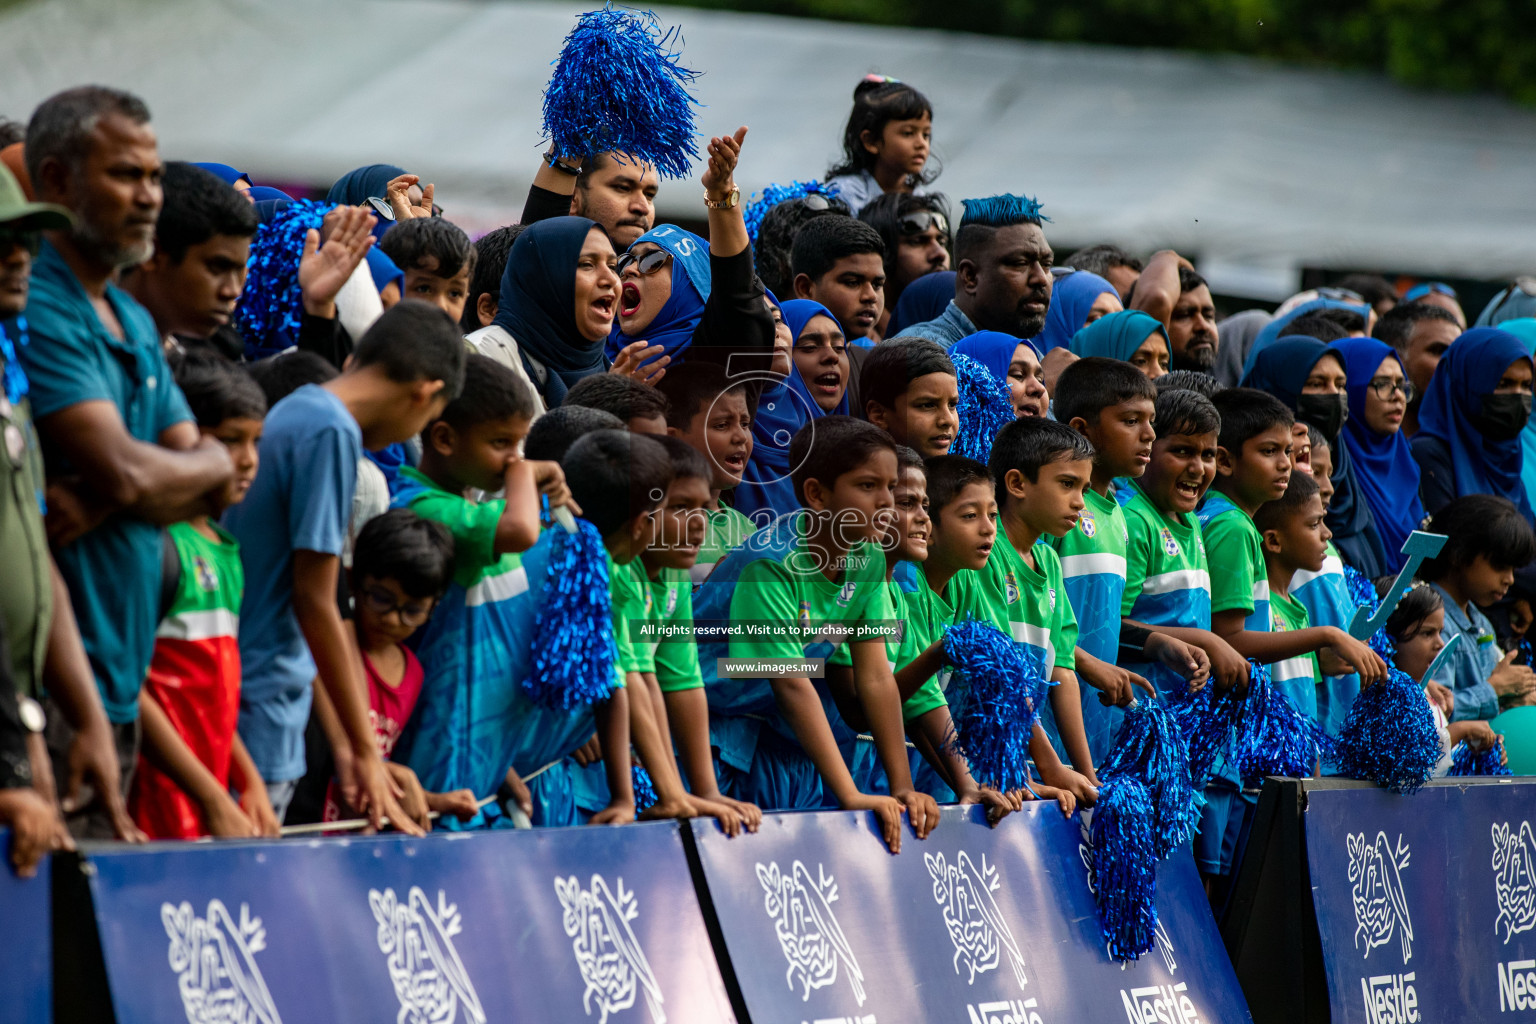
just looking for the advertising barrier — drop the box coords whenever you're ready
[0,829,49,1024]
[689,803,1253,1024]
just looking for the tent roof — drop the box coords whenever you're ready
[5,0,1534,298]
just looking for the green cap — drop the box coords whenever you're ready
[0,163,73,232]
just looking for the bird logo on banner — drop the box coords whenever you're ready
[554,874,667,1024]
[1492,821,1536,944]
[1348,831,1414,962]
[755,859,866,1005]
[160,899,283,1024]
[924,850,1028,988]
[368,886,486,1024]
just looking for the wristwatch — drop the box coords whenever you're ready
[544,150,583,177]
[704,185,740,210]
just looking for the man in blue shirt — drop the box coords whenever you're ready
[19,87,234,838]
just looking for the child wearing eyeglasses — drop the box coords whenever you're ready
[323,509,479,826]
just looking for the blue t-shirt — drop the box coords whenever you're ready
[224,385,359,781]
[19,243,193,722]
[1291,542,1360,735]
[1428,583,1502,722]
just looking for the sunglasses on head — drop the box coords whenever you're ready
[0,228,42,257]
[797,193,832,213]
[897,211,948,237]
[365,196,395,221]
[1403,281,1458,302]
[1314,286,1366,304]
[616,249,671,277]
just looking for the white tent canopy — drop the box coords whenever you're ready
[5,0,1536,298]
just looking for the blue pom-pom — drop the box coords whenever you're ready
[1448,740,1511,777]
[1167,681,1244,787]
[940,619,1050,793]
[1334,666,1442,793]
[521,520,619,710]
[1233,661,1333,782]
[542,5,701,180]
[234,199,333,359]
[1089,774,1159,961]
[632,763,658,811]
[742,180,841,245]
[949,353,1016,463]
[1101,700,1203,861]
[1342,563,1378,612]
[959,194,1051,229]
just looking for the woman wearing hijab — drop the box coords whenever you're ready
[192,162,251,193]
[326,163,433,237]
[886,270,954,338]
[1031,269,1120,353]
[947,332,1049,418]
[734,299,850,520]
[1334,336,1424,575]
[1411,328,1535,520]
[1068,310,1170,379]
[1497,319,1536,506]
[474,216,621,413]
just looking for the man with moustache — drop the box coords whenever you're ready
[19,86,233,838]
[893,193,1054,347]
[1167,266,1220,373]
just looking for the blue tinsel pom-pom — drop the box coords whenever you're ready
[521,520,619,710]
[1090,774,1159,961]
[950,353,1016,463]
[542,5,701,180]
[1167,680,1244,787]
[940,619,1049,793]
[1342,562,1379,613]
[742,180,841,245]
[1334,665,1442,793]
[1100,700,1203,861]
[1448,740,1511,777]
[632,763,659,811]
[1234,661,1334,782]
[233,199,333,358]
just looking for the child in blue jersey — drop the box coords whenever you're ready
[1051,358,1210,764]
[859,337,960,458]
[391,354,607,828]
[694,416,940,854]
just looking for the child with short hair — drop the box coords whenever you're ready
[523,405,625,462]
[131,353,277,840]
[789,216,887,346]
[694,416,940,853]
[323,510,479,825]
[226,300,466,832]
[656,362,756,585]
[859,337,960,458]
[461,224,524,332]
[563,373,670,435]
[379,218,477,325]
[1421,495,1536,721]
[1253,473,1329,718]
[1051,357,1209,763]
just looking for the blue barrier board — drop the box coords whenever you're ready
[1306,780,1536,1023]
[83,822,734,1024]
[691,803,1252,1024]
[0,829,49,1024]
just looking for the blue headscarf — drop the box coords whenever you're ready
[1240,335,1330,409]
[192,162,250,187]
[946,331,1033,384]
[734,299,848,520]
[1033,270,1118,353]
[1069,310,1168,363]
[1499,319,1536,510]
[247,186,294,223]
[1415,327,1533,520]
[887,270,955,337]
[365,247,404,296]
[1242,296,1372,379]
[1476,285,1536,328]
[606,224,712,362]
[1335,337,1424,573]
[326,164,406,240]
[490,216,610,407]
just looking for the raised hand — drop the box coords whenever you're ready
[300,205,375,319]
[702,126,748,196]
[385,173,436,220]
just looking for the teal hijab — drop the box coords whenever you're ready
[1069,310,1169,363]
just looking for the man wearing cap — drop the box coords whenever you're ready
[17,86,234,839]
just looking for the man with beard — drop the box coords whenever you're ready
[520,148,659,250]
[1165,266,1219,373]
[893,193,1053,347]
[19,87,234,838]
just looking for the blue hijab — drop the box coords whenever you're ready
[1242,296,1372,379]
[1033,270,1118,353]
[947,331,1033,384]
[247,186,294,223]
[326,164,406,239]
[1499,320,1536,509]
[606,224,712,362]
[1415,327,1533,519]
[1069,310,1167,363]
[1240,335,1330,409]
[365,247,404,296]
[491,216,609,407]
[887,271,955,337]
[1335,337,1423,572]
[193,162,250,187]
[735,299,848,520]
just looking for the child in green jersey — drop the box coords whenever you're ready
[981,418,1103,803]
[859,337,960,458]
[640,437,761,835]
[656,362,757,586]
[1253,472,1329,720]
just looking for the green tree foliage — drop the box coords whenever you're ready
[674,0,1536,104]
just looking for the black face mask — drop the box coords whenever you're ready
[1297,392,1348,443]
[1473,393,1533,442]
